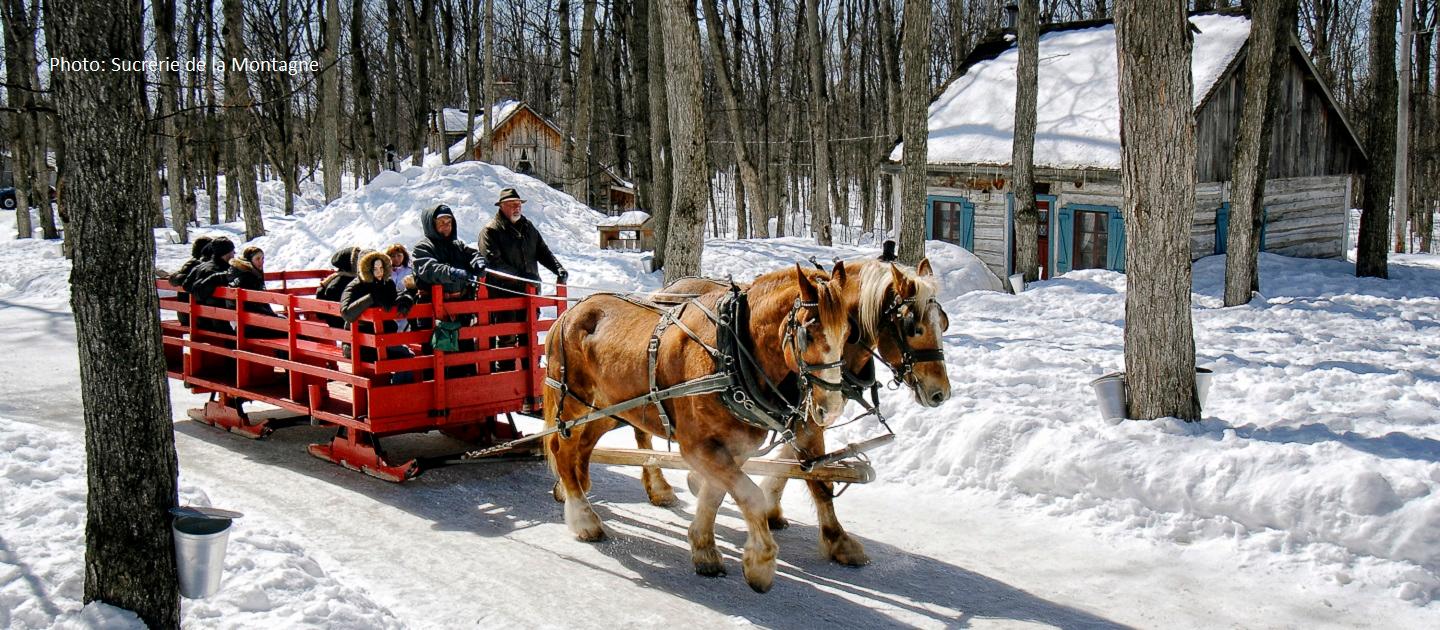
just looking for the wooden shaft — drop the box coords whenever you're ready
[587,447,876,484]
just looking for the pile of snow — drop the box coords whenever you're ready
[829,251,1440,603]
[0,416,402,628]
[597,210,651,227]
[891,13,1250,168]
[248,160,1002,297]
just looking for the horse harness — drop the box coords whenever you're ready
[542,283,843,453]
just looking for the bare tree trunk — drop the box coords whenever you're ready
[628,0,652,208]
[463,0,480,161]
[570,0,598,204]
[483,0,495,161]
[648,0,673,270]
[805,0,833,244]
[145,94,167,228]
[224,0,263,238]
[50,1,181,627]
[2,0,36,239]
[703,0,768,238]
[898,0,931,265]
[659,0,708,282]
[352,0,380,180]
[1357,0,1398,277]
[1012,0,1041,281]
[322,0,342,200]
[1115,0,1200,421]
[1225,0,1297,305]
[155,0,191,241]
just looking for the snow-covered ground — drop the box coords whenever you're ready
[1,164,1438,628]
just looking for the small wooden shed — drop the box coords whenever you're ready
[597,210,654,252]
[438,101,637,215]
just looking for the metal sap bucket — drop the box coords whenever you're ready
[1089,372,1128,420]
[1195,367,1214,408]
[1089,368,1216,421]
[1008,273,1026,295]
[170,506,243,599]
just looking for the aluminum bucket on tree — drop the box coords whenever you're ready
[170,506,243,599]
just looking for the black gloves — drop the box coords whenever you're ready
[395,292,415,316]
[556,268,569,285]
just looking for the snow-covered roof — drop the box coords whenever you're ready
[597,210,651,227]
[440,100,522,134]
[889,13,1251,170]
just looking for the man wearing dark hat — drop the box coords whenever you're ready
[479,187,566,297]
[479,187,565,372]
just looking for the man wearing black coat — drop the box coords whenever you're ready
[413,204,485,297]
[478,188,566,372]
[478,187,566,297]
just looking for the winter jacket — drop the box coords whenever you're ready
[227,259,279,317]
[168,237,214,325]
[340,251,416,362]
[412,205,482,296]
[316,246,362,327]
[180,250,237,335]
[478,210,562,296]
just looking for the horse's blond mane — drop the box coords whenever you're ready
[855,258,938,343]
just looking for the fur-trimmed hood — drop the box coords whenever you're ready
[229,258,262,279]
[357,250,393,283]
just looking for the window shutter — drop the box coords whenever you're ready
[1108,211,1126,272]
[1215,202,1230,255]
[1056,206,1074,274]
[961,200,975,251]
[925,197,935,239]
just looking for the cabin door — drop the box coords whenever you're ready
[1011,195,1055,279]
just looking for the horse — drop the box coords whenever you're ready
[542,263,853,592]
[632,257,952,567]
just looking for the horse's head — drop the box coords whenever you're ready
[784,262,851,424]
[858,258,951,408]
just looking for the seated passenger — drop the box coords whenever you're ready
[340,251,415,384]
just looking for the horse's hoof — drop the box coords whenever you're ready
[743,567,775,593]
[564,501,606,542]
[824,534,870,567]
[575,527,607,543]
[692,547,725,577]
[648,488,679,507]
[743,544,777,593]
[766,513,789,530]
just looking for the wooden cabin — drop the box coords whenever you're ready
[437,101,638,215]
[882,10,1365,281]
[597,210,654,252]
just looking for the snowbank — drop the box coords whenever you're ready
[0,416,402,628]
[829,252,1440,603]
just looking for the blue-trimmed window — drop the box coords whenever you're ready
[926,195,974,251]
[1215,203,1269,255]
[1055,204,1126,274]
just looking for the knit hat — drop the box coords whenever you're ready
[205,236,236,261]
[190,235,214,258]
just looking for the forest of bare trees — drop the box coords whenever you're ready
[2,0,1437,257]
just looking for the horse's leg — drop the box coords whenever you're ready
[546,416,609,542]
[759,444,797,530]
[686,446,779,593]
[687,478,727,576]
[633,426,678,506]
[794,421,868,566]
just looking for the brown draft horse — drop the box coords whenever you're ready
[543,263,852,592]
[635,257,952,567]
